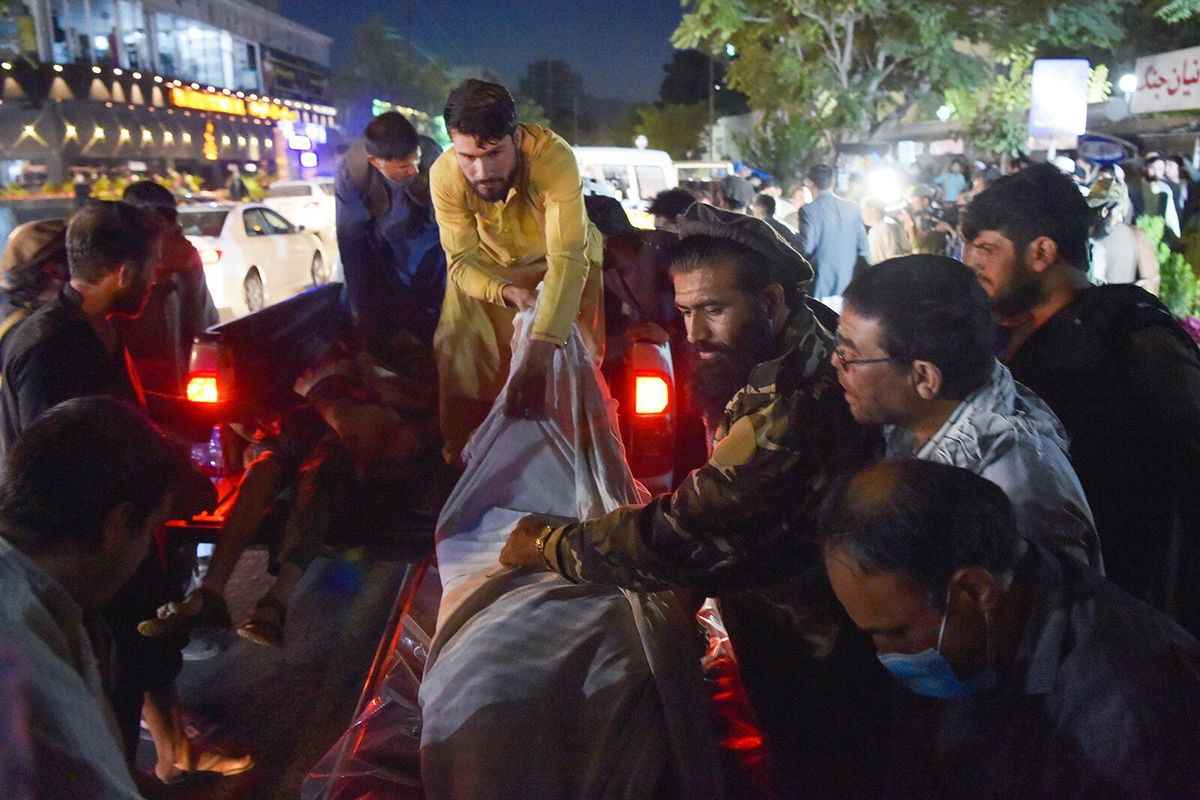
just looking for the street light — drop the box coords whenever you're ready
[1118,73,1138,94]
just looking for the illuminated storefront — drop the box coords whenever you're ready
[0,0,334,182]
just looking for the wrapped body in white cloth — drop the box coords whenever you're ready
[419,307,722,799]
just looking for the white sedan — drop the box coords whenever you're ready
[179,203,332,320]
[262,178,336,241]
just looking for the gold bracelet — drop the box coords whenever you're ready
[533,524,556,570]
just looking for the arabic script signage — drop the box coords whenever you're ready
[1130,46,1200,114]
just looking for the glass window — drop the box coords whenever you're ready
[152,12,259,91]
[49,0,91,64]
[0,0,37,60]
[260,208,295,235]
[178,210,229,238]
[267,183,311,198]
[635,166,667,199]
[117,0,149,70]
[317,180,334,196]
[242,208,267,237]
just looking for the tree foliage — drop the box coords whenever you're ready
[673,0,1126,152]
[658,49,748,115]
[634,103,707,159]
[1155,0,1200,23]
[334,16,453,117]
[518,60,593,142]
[732,111,822,186]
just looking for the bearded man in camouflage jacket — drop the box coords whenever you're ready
[503,203,888,798]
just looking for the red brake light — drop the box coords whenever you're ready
[634,373,670,415]
[186,373,220,403]
[199,248,222,266]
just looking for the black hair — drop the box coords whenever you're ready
[806,164,834,191]
[647,187,696,219]
[66,201,160,284]
[363,111,420,161]
[842,255,995,400]
[122,180,178,225]
[753,193,776,217]
[670,233,803,310]
[960,162,1090,271]
[821,460,1021,609]
[444,79,518,146]
[0,397,185,555]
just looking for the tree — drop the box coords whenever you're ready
[634,103,707,159]
[947,52,1111,163]
[673,0,1127,154]
[1156,0,1200,22]
[518,60,593,142]
[659,49,748,116]
[733,111,822,186]
[514,96,551,128]
[335,16,453,117]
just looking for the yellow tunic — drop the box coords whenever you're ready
[430,124,604,409]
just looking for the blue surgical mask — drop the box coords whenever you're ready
[877,588,996,699]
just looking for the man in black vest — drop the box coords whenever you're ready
[336,111,445,344]
[962,163,1200,636]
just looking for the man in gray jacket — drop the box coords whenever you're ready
[831,254,1102,568]
[797,163,869,312]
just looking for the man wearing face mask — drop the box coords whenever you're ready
[823,459,1200,799]
[336,110,445,345]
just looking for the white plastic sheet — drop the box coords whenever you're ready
[420,307,722,799]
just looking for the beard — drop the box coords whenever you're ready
[688,310,776,434]
[469,166,518,203]
[990,253,1044,319]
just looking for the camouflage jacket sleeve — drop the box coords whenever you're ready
[548,348,874,595]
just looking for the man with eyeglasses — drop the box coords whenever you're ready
[832,254,1101,568]
[503,203,891,796]
[336,110,445,344]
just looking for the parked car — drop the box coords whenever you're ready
[178,202,331,319]
[573,146,678,230]
[261,178,336,241]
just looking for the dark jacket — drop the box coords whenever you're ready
[1003,284,1200,636]
[886,541,1200,799]
[336,139,446,343]
[0,285,139,451]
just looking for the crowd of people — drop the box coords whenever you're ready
[1,75,1199,799]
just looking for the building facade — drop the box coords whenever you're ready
[0,0,334,187]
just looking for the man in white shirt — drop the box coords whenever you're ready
[0,396,186,799]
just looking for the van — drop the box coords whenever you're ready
[572,147,677,229]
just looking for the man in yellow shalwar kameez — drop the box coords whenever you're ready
[430,79,604,462]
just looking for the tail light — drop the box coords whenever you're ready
[199,248,222,265]
[186,372,220,403]
[634,373,670,415]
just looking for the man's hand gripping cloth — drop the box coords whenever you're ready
[420,305,722,799]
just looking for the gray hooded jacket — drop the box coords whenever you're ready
[885,361,1103,570]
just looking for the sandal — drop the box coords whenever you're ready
[158,748,255,784]
[236,594,287,647]
[138,587,232,638]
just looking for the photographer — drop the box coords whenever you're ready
[902,183,955,255]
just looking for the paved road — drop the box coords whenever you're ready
[135,549,418,799]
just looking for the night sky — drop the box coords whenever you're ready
[282,0,685,101]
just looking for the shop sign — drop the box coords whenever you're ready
[169,86,297,122]
[1130,46,1200,114]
